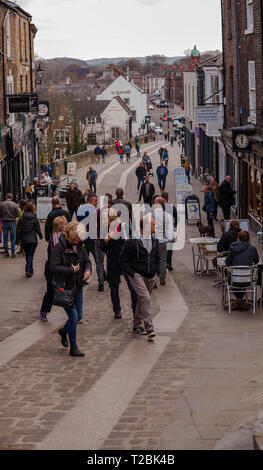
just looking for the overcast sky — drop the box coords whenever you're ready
[17,0,222,60]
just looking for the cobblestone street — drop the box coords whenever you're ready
[1,138,263,450]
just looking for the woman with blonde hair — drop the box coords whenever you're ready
[39,216,68,322]
[50,222,92,357]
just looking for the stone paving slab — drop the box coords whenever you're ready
[1,139,263,450]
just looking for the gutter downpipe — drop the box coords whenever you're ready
[234,0,242,217]
[1,9,9,126]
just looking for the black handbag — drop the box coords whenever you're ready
[52,280,77,309]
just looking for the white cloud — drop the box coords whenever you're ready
[136,0,168,4]
[16,0,222,60]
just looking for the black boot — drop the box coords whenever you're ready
[69,345,85,357]
[58,328,68,348]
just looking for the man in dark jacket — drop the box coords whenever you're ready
[217,219,240,253]
[45,198,70,242]
[226,230,259,308]
[112,188,132,223]
[102,211,137,320]
[218,176,236,220]
[66,183,84,221]
[226,231,259,267]
[157,162,168,190]
[94,145,102,163]
[120,215,160,340]
[139,177,155,206]
[135,162,146,190]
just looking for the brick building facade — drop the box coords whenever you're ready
[220,0,263,229]
[165,47,201,106]
[0,0,38,201]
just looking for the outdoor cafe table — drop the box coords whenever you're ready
[190,238,220,276]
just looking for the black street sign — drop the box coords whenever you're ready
[8,94,39,113]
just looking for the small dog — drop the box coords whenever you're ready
[197,221,214,237]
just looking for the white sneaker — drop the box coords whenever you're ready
[147,331,156,341]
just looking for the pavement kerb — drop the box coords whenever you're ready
[253,411,263,450]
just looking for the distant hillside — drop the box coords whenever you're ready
[84,56,183,66]
[44,57,88,67]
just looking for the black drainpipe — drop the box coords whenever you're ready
[1,9,9,126]
[233,0,240,127]
[28,22,33,92]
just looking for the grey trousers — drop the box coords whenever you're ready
[159,242,168,281]
[128,273,156,332]
[95,242,106,285]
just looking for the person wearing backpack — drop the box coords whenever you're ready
[184,159,191,183]
[119,146,124,163]
[124,144,131,162]
[136,141,141,158]
[163,148,169,167]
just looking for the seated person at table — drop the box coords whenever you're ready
[225,231,259,310]
[217,219,240,254]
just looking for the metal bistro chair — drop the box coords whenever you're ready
[198,242,218,278]
[224,265,258,315]
[191,242,202,275]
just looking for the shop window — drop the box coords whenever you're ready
[6,13,11,59]
[248,61,256,124]
[255,171,261,221]
[249,166,254,212]
[54,149,61,160]
[248,166,262,221]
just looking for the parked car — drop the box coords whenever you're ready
[148,104,154,110]
[155,127,163,135]
[173,121,183,129]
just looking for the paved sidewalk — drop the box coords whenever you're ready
[0,139,263,450]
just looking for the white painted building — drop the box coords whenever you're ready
[96,75,147,137]
[101,96,132,143]
[184,71,198,176]
[147,77,165,95]
[196,54,226,183]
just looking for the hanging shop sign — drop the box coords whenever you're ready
[38,101,50,118]
[8,93,39,113]
[195,106,219,125]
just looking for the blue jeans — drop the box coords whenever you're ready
[69,208,78,221]
[62,290,83,348]
[158,177,166,190]
[23,243,37,274]
[137,177,145,190]
[3,221,16,255]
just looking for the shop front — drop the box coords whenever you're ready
[184,126,196,176]
[199,127,213,178]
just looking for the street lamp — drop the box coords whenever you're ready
[66,125,71,157]
[36,63,44,85]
